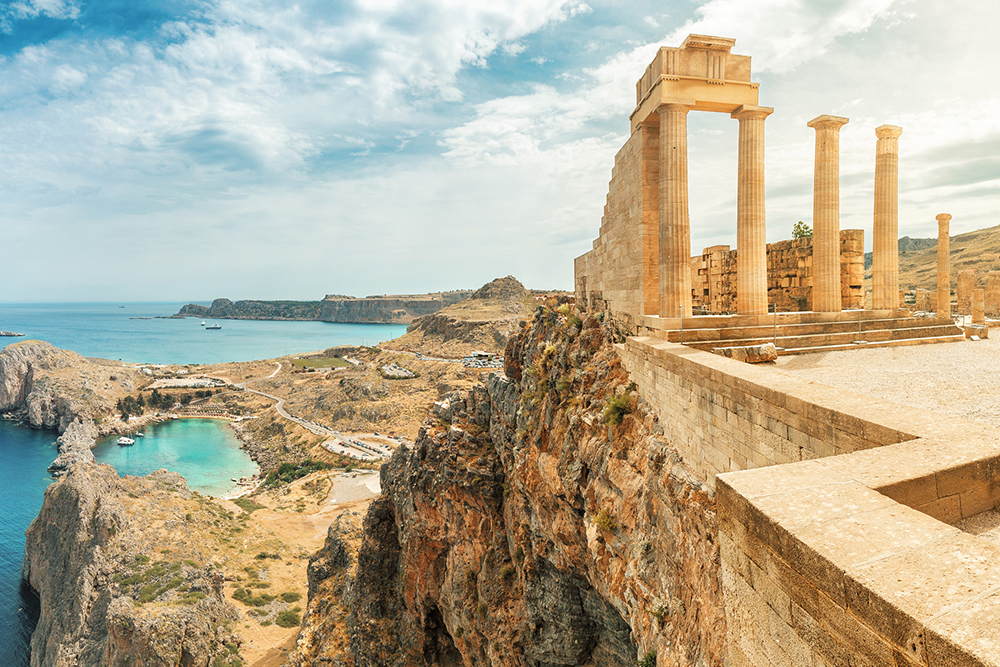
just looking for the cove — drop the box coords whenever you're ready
[92,418,259,497]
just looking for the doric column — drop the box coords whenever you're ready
[732,105,773,315]
[807,115,849,312]
[872,125,902,310]
[937,213,952,319]
[973,288,985,325]
[658,101,694,318]
[639,118,660,316]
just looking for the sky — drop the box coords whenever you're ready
[2,0,1000,302]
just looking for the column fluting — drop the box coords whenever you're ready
[732,105,773,315]
[872,125,902,310]
[807,115,849,312]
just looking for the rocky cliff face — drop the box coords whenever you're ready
[0,340,139,431]
[319,295,469,325]
[178,298,323,320]
[293,304,725,666]
[22,464,242,667]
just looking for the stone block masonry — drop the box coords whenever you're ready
[690,230,864,314]
[619,335,1000,667]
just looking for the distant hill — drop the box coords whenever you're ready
[860,224,1000,289]
[387,276,539,357]
[863,236,937,270]
[174,291,473,325]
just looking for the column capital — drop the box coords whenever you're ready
[807,114,849,130]
[936,213,952,223]
[656,99,696,114]
[875,124,902,140]
[731,104,773,121]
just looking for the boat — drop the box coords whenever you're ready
[206,324,222,330]
[134,432,144,438]
[117,436,135,446]
[201,321,206,326]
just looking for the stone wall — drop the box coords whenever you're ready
[618,334,1000,667]
[574,126,658,314]
[619,336,913,487]
[689,231,866,314]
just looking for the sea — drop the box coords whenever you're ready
[0,302,407,666]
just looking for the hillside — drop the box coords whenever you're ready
[894,223,1000,290]
[386,276,538,358]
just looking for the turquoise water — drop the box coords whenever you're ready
[0,418,257,665]
[93,419,258,497]
[0,303,392,663]
[0,421,57,667]
[0,302,407,364]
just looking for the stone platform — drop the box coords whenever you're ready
[628,309,964,356]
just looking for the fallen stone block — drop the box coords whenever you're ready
[963,324,989,339]
[712,343,778,363]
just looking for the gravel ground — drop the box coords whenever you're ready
[774,335,1000,429]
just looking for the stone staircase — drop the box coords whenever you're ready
[641,311,965,356]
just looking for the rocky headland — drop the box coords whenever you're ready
[388,276,537,357]
[0,340,143,431]
[287,302,723,666]
[22,464,243,667]
[174,291,473,325]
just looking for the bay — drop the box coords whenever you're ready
[0,302,407,365]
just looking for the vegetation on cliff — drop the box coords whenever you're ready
[289,301,724,666]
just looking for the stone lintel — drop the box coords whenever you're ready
[731,104,773,120]
[875,124,903,139]
[807,114,849,130]
[680,34,736,52]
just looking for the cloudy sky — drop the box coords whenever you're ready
[2,0,999,302]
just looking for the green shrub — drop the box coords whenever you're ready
[275,610,300,628]
[233,498,266,513]
[280,591,302,603]
[602,394,632,425]
[637,650,656,667]
[594,509,617,533]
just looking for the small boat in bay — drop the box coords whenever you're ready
[117,436,135,446]
[134,432,144,438]
[201,321,206,326]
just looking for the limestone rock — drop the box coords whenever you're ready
[22,463,241,667]
[712,342,778,363]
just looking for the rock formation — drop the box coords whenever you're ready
[0,340,140,431]
[390,277,534,357]
[289,303,723,666]
[22,464,241,667]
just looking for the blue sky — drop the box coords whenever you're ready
[2,0,1000,301]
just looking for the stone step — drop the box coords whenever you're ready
[666,317,956,343]
[691,324,963,352]
[639,308,914,331]
[778,334,966,355]
[691,323,963,351]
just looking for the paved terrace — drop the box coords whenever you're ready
[775,334,1000,431]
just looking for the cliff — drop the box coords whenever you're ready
[174,292,473,325]
[177,298,323,321]
[387,276,534,357]
[319,292,471,325]
[292,303,724,666]
[22,464,242,667]
[0,340,141,431]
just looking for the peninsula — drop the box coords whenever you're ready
[175,290,474,325]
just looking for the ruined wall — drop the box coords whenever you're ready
[689,231,866,315]
[575,125,658,315]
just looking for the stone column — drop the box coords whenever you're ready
[658,101,694,318]
[937,213,952,319]
[872,125,902,310]
[973,288,985,325]
[987,271,1000,317]
[807,115,849,312]
[732,105,773,315]
[957,270,976,314]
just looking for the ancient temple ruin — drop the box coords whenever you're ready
[575,34,962,354]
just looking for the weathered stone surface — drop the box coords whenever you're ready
[47,418,98,475]
[0,340,139,431]
[808,114,849,313]
[712,343,778,363]
[22,464,240,667]
[346,305,724,666]
[938,214,952,318]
